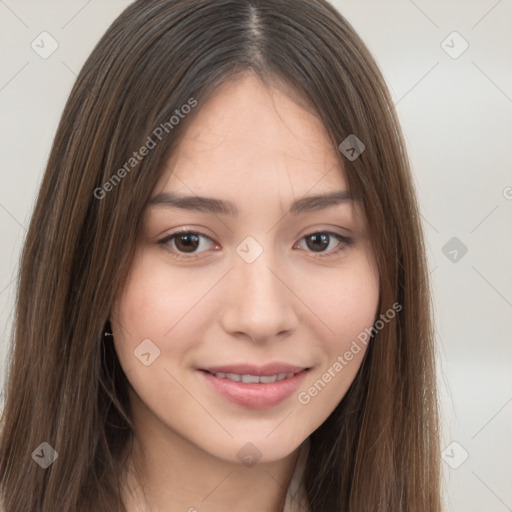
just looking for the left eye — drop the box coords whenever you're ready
[294,232,352,257]
[158,230,352,259]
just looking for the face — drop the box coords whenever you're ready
[111,73,379,464]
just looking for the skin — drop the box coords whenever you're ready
[111,72,380,512]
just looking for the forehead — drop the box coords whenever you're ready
[155,73,347,196]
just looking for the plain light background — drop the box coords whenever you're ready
[0,1,511,511]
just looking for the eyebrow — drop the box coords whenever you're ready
[149,189,354,216]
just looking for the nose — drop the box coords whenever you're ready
[219,246,298,343]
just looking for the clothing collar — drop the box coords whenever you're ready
[283,438,310,512]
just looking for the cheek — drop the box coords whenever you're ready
[335,267,379,360]
[111,252,221,378]
[304,251,380,346]
[114,255,196,335]
[296,248,379,410]
[110,266,187,407]
[111,257,174,372]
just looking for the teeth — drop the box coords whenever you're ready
[241,374,260,383]
[211,371,296,383]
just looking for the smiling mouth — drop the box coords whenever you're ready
[198,367,310,408]
[201,369,305,384]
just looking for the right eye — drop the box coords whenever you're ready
[158,230,219,259]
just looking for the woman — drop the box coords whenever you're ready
[0,1,442,511]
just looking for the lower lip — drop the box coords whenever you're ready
[198,369,309,409]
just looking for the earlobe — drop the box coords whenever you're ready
[103,318,114,339]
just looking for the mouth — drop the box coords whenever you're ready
[200,368,304,384]
[197,364,310,409]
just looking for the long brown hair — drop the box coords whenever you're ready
[0,1,441,510]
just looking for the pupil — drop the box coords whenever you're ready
[176,233,199,253]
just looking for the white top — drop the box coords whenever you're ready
[283,438,310,512]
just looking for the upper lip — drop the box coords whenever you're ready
[200,363,308,376]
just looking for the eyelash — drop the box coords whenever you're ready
[157,229,353,260]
